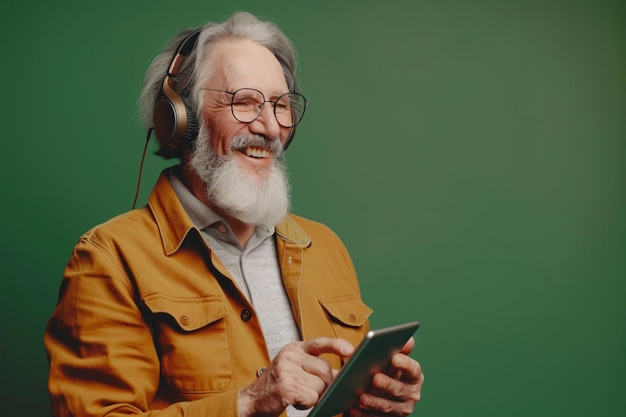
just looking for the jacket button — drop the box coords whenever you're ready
[180,315,190,325]
[348,314,357,322]
[241,309,252,321]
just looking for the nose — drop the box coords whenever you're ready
[248,103,282,142]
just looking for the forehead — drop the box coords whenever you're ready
[208,38,288,93]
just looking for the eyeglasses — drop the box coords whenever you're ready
[205,88,307,128]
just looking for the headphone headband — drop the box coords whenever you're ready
[167,30,201,76]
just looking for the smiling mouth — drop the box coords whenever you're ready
[243,146,271,159]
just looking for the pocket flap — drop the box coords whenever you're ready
[319,295,372,327]
[143,294,228,332]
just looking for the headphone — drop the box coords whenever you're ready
[152,28,298,152]
[153,29,202,151]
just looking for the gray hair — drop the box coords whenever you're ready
[138,11,299,158]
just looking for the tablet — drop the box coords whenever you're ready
[308,320,420,417]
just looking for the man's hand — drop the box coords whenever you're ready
[346,337,424,417]
[238,337,355,417]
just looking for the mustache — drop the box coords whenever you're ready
[230,134,284,156]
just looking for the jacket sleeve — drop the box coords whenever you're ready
[44,237,241,417]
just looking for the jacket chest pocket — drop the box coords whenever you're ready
[143,294,232,394]
[319,295,373,347]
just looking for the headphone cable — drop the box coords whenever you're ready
[132,128,153,210]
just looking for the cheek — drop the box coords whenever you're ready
[202,113,234,156]
[209,132,231,157]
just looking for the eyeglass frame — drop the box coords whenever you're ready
[203,88,307,128]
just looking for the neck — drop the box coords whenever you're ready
[180,165,257,248]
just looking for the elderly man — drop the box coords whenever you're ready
[44,11,424,417]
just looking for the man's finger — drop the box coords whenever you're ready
[391,354,423,384]
[302,337,354,358]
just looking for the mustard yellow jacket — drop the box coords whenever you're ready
[45,170,372,417]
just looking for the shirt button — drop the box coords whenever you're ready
[240,309,252,321]
[287,256,293,265]
[180,315,190,325]
[218,224,227,233]
[256,367,266,377]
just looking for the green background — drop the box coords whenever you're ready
[1,0,624,415]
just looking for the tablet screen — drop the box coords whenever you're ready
[308,321,420,417]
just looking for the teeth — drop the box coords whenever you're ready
[244,147,270,158]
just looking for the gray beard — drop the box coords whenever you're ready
[188,125,291,227]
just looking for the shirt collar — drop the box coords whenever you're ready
[167,168,223,231]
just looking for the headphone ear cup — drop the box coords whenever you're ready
[153,77,197,150]
[152,29,203,153]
